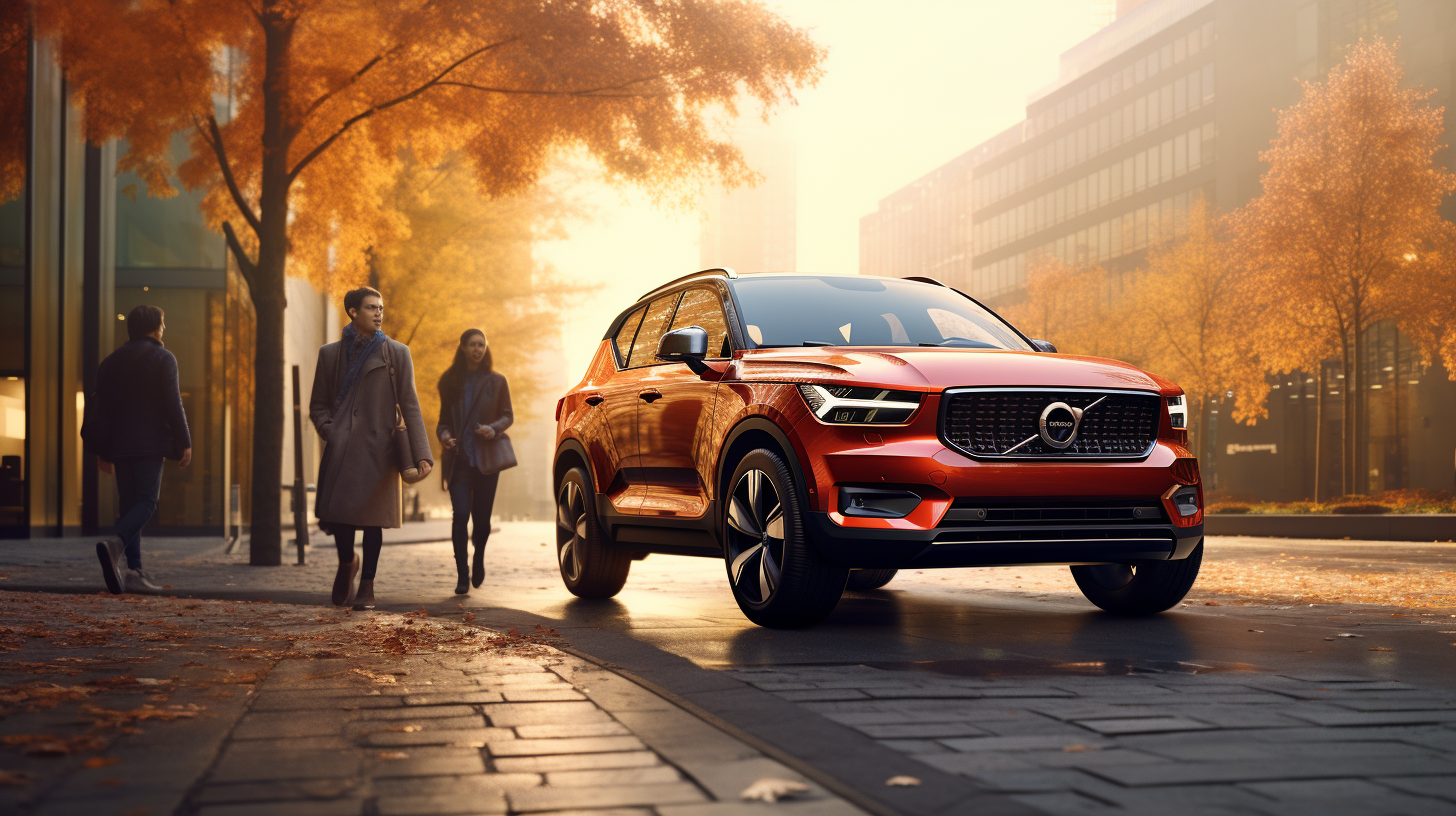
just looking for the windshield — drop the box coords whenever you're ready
[730,276,1032,351]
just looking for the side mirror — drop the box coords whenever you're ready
[1031,339,1058,353]
[657,326,710,374]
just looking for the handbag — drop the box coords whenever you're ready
[478,432,518,475]
[383,343,427,485]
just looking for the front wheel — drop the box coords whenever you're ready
[1070,541,1203,615]
[723,449,848,628]
[556,467,630,599]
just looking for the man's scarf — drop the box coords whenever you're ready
[335,324,387,411]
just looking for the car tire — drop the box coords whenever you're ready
[1070,540,1203,615]
[846,568,898,591]
[723,449,848,628]
[556,467,630,599]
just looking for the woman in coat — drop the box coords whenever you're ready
[436,329,515,594]
[309,287,432,609]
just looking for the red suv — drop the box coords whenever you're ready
[553,270,1203,628]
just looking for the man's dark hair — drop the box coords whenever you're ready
[126,305,165,341]
[343,286,382,316]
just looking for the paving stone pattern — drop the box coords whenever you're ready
[187,648,863,816]
[726,665,1456,816]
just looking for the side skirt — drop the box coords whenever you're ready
[595,495,722,558]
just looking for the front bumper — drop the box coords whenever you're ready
[807,511,1203,569]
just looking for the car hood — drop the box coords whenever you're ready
[732,347,1163,392]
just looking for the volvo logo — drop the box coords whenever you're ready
[1039,402,1083,449]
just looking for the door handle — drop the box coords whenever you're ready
[638,389,663,403]
[583,394,604,406]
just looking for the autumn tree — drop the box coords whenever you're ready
[1004,253,1140,364]
[371,151,590,455]
[35,0,824,564]
[1127,194,1269,462]
[1231,40,1456,495]
[0,0,25,205]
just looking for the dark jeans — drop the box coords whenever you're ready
[449,461,499,576]
[113,456,164,570]
[333,525,383,580]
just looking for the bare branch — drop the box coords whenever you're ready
[298,46,401,124]
[435,75,668,98]
[222,221,259,294]
[200,113,263,237]
[287,36,520,183]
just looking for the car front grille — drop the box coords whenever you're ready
[940,388,1161,459]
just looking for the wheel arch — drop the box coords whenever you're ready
[553,438,593,495]
[716,418,812,540]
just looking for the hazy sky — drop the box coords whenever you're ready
[539,0,1103,381]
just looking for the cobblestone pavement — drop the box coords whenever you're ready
[721,664,1456,816]
[4,524,1456,815]
[0,591,864,816]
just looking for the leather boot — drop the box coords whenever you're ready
[455,560,470,595]
[471,547,486,588]
[352,579,375,610]
[332,555,359,606]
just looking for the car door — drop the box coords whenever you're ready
[637,287,731,520]
[598,293,681,516]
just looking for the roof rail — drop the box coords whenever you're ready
[639,267,738,300]
[901,275,946,287]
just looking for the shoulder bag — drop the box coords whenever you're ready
[383,343,426,485]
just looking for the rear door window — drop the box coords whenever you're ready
[612,307,646,367]
[668,288,732,358]
[626,293,682,368]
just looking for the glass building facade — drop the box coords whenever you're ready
[2,31,330,538]
[860,0,1456,498]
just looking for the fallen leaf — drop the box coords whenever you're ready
[376,751,409,760]
[1204,601,1220,606]
[885,775,921,786]
[0,769,36,786]
[740,777,811,803]
[84,756,121,768]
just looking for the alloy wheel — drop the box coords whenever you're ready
[725,469,786,605]
[556,479,586,583]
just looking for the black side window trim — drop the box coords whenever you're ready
[613,306,647,369]
[625,291,683,369]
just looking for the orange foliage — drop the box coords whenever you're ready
[1128,195,1269,452]
[1002,254,1140,364]
[1230,39,1456,492]
[0,0,25,205]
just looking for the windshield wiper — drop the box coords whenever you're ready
[920,339,997,349]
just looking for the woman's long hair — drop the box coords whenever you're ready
[438,328,491,411]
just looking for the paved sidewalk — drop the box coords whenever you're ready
[0,591,865,816]
[723,664,1456,816]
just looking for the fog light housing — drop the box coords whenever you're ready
[1162,483,1202,527]
[838,486,921,519]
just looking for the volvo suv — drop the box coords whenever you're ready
[553,270,1204,628]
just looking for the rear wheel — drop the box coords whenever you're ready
[846,569,898,591]
[723,449,848,628]
[556,467,630,599]
[1070,541,1203,615]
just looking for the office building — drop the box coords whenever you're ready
[700,127,797,273]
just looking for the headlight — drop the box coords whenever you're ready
[797,384,922,425]
[1166,395,1187,429]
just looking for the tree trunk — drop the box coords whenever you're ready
[1351,311,1365,495]
[248,2,296,566]
[1313,366,1323,502]
[1340,334,1353,497]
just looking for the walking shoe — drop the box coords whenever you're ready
[332,555,359,606]
[471,549,485,588]
[352,579,375,611]
[125,568,162,593]
[96,538,125,594]
[455,576,469,595]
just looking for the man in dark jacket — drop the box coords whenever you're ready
[84,305,192,594]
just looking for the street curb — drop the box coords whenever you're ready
[1206,513,1456,541]
[474,609,1039,816]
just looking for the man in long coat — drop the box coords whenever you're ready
[309,286,432,608]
